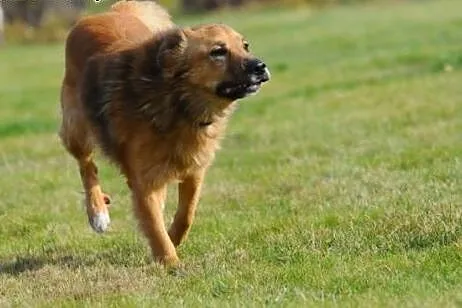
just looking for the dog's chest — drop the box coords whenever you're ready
[167,131,218,173]
[132,121,226,183]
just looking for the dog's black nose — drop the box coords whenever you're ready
[254,61,267,75]
[246,59,267,75]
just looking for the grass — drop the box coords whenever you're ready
[1,0,462,306]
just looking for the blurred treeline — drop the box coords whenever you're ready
[0,0,389,44]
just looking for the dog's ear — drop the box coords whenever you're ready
[157,28,187,70]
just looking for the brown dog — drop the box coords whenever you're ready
[59,1,270,266]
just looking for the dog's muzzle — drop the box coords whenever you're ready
[245,59,270,95]
[217,58,271,100]
[245,58,270,83]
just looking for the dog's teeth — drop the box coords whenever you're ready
[250,75,259,83]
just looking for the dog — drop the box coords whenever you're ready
[59,0,270,266]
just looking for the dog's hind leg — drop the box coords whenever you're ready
[59,82,111,233]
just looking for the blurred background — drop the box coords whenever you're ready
[0,0,388,44]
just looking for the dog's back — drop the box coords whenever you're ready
[63,0,173,86]
[110,0,173,34]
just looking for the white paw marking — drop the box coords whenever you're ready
[90,211,111,233]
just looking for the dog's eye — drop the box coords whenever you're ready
[210,46,228,59]
[243,42,250,52]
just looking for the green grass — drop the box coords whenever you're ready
[1,0,462,306]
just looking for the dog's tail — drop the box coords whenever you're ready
[110,0,174,33]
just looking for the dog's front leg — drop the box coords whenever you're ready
[131,183,179,266]
[168,170,205,247]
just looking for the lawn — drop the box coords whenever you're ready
[1,0,462,306]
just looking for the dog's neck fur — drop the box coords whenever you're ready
[129,79,234,134]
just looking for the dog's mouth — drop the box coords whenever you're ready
[216,71,270,100]
[222,80,262,97]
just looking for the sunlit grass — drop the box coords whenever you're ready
[0,0,461,306]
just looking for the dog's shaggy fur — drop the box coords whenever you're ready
[59,0,270,266]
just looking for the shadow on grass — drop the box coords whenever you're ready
[0,255,99,276]
[0,256,46,275]
[0,245,151,276]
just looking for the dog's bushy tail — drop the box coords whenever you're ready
[110,0,174,33]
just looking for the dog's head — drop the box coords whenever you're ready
[157,24,270,101]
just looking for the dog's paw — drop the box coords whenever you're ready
[89,211,111,233]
